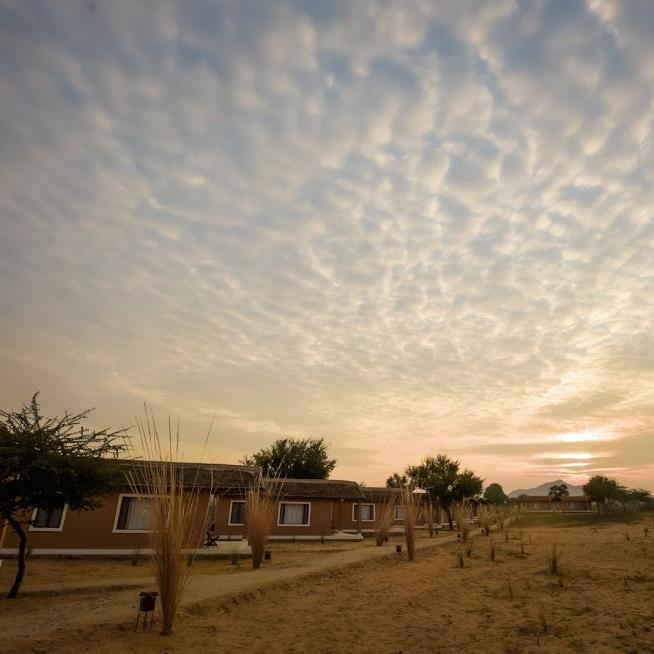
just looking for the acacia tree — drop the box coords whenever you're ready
[0,394,128,598]
[406,454,483,530]
[241,437,336,479]
[583,475,618,514]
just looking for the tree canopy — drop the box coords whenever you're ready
[582,475,618,513]
[241,437,336,479]
[548,483,570,500]
[483,482,508,505]
[405,454,483,529]
[0,394,128,598]
[385,472,408,488]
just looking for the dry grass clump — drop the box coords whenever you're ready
[455,548,465,568]
[375,497,398,546]
[465,542,473,558]
[246,475,284,569]
[127,410,211,635]
[401,485,419,561]
[490,538,496,561]
[479,505,491,536]
[454,503,470,543]
[497,508,506,531]
[422,500,436,538]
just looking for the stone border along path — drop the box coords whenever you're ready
[4,523,511,646]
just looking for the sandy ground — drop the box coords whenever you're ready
[1,514,653,654]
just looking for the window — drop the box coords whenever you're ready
[352,503,375,522]
[278,502,310,526]
[229,500,246,526]
[114,495,152,532]
[31,504,67,531]
[394,506,405,521]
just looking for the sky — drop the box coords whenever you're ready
[0,0,653,492]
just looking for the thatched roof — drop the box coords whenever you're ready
[265,478,365,500]
[120,460,261,491]
[361,486,402,503]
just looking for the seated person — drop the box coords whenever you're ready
[205,523,218,547]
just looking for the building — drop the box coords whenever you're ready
[510,495,592,512]
[1,462,402,556]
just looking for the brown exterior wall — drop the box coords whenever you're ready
[3,492,213,552]
[2,492,353,553]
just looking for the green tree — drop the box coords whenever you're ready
[548,483,569,499]
[628,488,653,511]
[614,485,631,512]
[0,394,128,598]
[483,483,508,505]
[406,454,483,530]
[548,483,570,512]
[583,475,618,514]
[242,437,336,479]
[385,472,408,488]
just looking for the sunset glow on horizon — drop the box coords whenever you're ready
[1,1,653,493]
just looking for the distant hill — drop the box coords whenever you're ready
[508,479,585,498]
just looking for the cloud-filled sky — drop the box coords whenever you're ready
[1,0,653,491]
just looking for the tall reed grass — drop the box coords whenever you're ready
[246,475,285,569]
[453,503,470,543]
[548,542,559,575]
[127,410,211,635]
[478,505,491,536]
[401,485,419,561]
[422,500,436,537]
[375,498,397,546]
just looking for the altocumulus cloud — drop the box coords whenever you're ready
[0,0,652,488]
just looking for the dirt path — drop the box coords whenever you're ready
[0,530,462,652]
[14,515,651,654]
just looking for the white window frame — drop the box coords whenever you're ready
[277,501,311,527]
[394,506,405,521]
[29,505,68,532]
[112,493,158,534]
[228,499,246,526]
[352,503,375,522]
